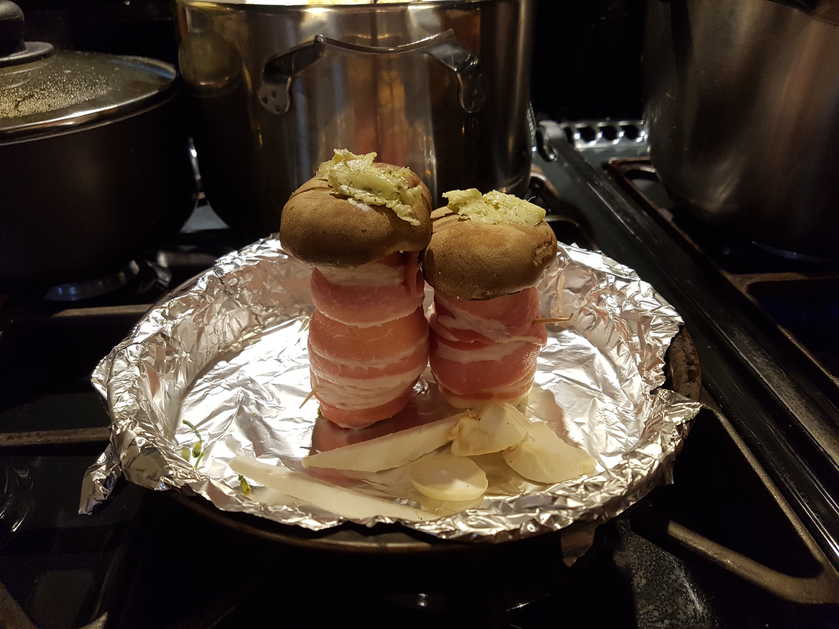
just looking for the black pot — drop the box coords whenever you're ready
[0,1,196,290]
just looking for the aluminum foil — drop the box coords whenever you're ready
[80,237,701,542]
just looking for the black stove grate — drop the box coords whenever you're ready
[606,158,839,385]
[1,170,837,628]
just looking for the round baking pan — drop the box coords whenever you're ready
[169,328,701,553]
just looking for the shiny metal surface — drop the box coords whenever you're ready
[0,52,176,139]
[43,261,140,302]
[644,0,839,256]
[541,119,647,153]
[175,0,535,235]
[159,328,701,555]
[0,427,110,448]
[80,236,701,542]
[0,41,52,69]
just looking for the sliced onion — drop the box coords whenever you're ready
[409,452,488,502]
[450,404,528,456]
[502,421,595,484]
[302,413,464,472]
[230,456,435,521]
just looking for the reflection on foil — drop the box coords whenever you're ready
[80,238,701,542]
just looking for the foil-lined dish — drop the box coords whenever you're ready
[80,238,702,542]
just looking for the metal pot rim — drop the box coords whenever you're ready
[193,0,495,6]
[0,51,177,142]
[0,87,179,146]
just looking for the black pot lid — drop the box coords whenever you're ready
[0,1,176,140]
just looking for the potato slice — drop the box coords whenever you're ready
[451,404,528,456]
[302,413,464,472]
[409,452,488,502]
[230,456,435,521]
[502,421,595,484]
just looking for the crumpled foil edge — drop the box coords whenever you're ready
[80,237,702,543]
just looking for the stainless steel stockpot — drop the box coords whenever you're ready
[176,0,535,236]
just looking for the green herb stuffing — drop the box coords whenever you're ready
[317,149,423,225]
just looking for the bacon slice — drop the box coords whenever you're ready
[437,368,535,408]
[431,288,546,345]
[436,288,540,335]
[308,336,427,380]
[309,308,427,364]
[429,288,546,406]
[311,258,423,327]
[310,400,433,452]
[429,336,538,395]
[315,389,415,429]
[308,255,429,427]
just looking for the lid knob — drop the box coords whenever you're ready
[0,1,53,68]
[0,1,24,57]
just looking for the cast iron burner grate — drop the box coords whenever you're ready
[606,158,839,382]
[1,181,837,628]
[0,223,238,416]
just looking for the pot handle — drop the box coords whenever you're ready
[259,30,485,115]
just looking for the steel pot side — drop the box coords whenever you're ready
[644,0,839,256]
[176,0,535,237]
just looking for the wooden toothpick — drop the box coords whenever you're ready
[533,315,573,324]
[299,390,315,408]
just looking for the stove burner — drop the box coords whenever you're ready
[43,261,141,302]
[606,157,839,384]
[39,259,172,306]
[1,179,838,627]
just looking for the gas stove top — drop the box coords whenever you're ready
[1,127,837,628]
[605,157,839,380]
